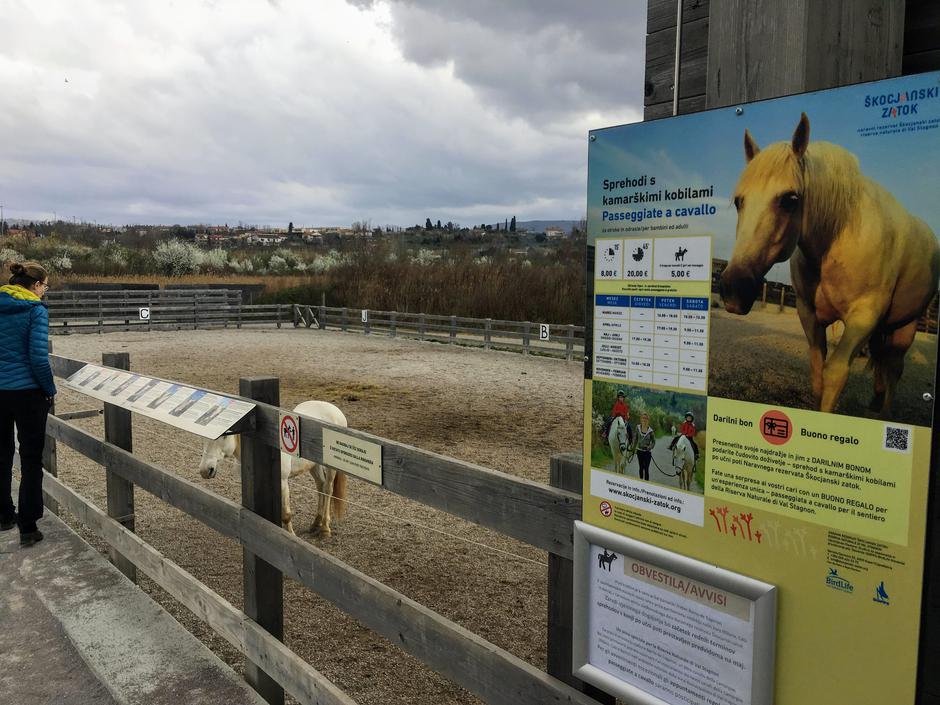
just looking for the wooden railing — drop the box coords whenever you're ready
[45,289,292,333]
[42,289,586,361]
[294,305,585,361]
[42,353,605,705]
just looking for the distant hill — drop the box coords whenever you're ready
[515,220,578,234]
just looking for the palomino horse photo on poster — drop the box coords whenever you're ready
[718,113,940,421]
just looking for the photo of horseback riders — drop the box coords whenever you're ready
[591,381,707,494]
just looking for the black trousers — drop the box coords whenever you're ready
[637,450,652,481]
[0,389,50,532]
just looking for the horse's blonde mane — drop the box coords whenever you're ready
[801,142,862,248]
[737,140,862,253]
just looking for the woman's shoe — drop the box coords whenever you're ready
[19,529,43,547]
[0,513,16,531]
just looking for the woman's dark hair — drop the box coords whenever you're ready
[9,261,48,288]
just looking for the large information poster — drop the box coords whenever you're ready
[582,72,940,704]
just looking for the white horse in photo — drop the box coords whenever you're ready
[607,416,631,474]
[199,400,349,537]
[672,435,695,492]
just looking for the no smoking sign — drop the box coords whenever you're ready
[279,412,300,457]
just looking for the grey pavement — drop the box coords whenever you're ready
[0,502,267,705]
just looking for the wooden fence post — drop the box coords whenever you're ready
[484,318,492,351]
[363,309,370,335]
[450,315,457,341]
[547,453,615,705]
[43,339,58,515]
[193,293,199,330]
[239,376,284,705]
[419,313,426,340]
[342,307,348,331]
[97,294,103,334]
[523,321,531,355]
[566,324,575,362]
[123,290,129,331]
[778,287,785,313]
[276,303,282,329]
[319,305,326,330]
[292,304,300,328]
[147,292,153,332]
[103,352,136,583]
[390,311,397,337]
[761,282,768,308]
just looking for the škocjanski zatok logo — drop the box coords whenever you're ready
[826,568,853,594]
[865,84,939,118]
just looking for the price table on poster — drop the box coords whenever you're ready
[594,294,708,391]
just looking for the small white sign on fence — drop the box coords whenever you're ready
[539,323,550,341]
[323,429,382,484]
[139,307,151,321]
[361,309,369,323]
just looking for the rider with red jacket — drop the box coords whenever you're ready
[605,389,634,445]
[670,411,699,463]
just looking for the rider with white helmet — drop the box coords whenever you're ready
[669,411,699,464]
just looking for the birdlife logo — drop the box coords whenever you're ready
[825,568,853,594]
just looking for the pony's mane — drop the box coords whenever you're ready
[737,140,862,252]
[801,142,862,248]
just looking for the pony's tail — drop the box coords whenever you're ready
[331,472,347,522]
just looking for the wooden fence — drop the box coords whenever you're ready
[42,352,608,705]
[44,290,586,361]
[45,289,294,333]
[294,305,585,361]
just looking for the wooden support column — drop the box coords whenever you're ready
[103,351,136,583]
[239,376,284,705]
[547,453,615,704]
[706,0,904,109]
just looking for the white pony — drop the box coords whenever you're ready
[607,416,631,474]
[199,400,348,537]
[672,435,695,492]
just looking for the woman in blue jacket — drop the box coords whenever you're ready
[0,261,56,547]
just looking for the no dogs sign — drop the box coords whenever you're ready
[279,412,300,457]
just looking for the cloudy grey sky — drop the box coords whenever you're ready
[0,1,645,228]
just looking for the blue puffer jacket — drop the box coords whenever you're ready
[0,284,57,397]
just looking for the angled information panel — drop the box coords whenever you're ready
[580,72,940,704]
[65,364,255,439]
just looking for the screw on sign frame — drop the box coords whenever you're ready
[279,412,300,456]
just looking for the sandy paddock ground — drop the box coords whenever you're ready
[49,327,584,705]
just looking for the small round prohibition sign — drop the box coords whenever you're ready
[599,501,613,517]
[280,415,299,453]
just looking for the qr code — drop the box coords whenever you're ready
[884,425,911,453]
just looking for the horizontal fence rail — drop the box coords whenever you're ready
[295,305,586,361]
[44,289,586,361]
[43,353,596,705]
[48,354,582,559]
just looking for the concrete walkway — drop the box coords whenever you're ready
[0,506,267,705]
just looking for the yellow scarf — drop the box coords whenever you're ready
[0,284,40,302]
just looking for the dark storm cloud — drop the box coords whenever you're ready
[348,0,647,124]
